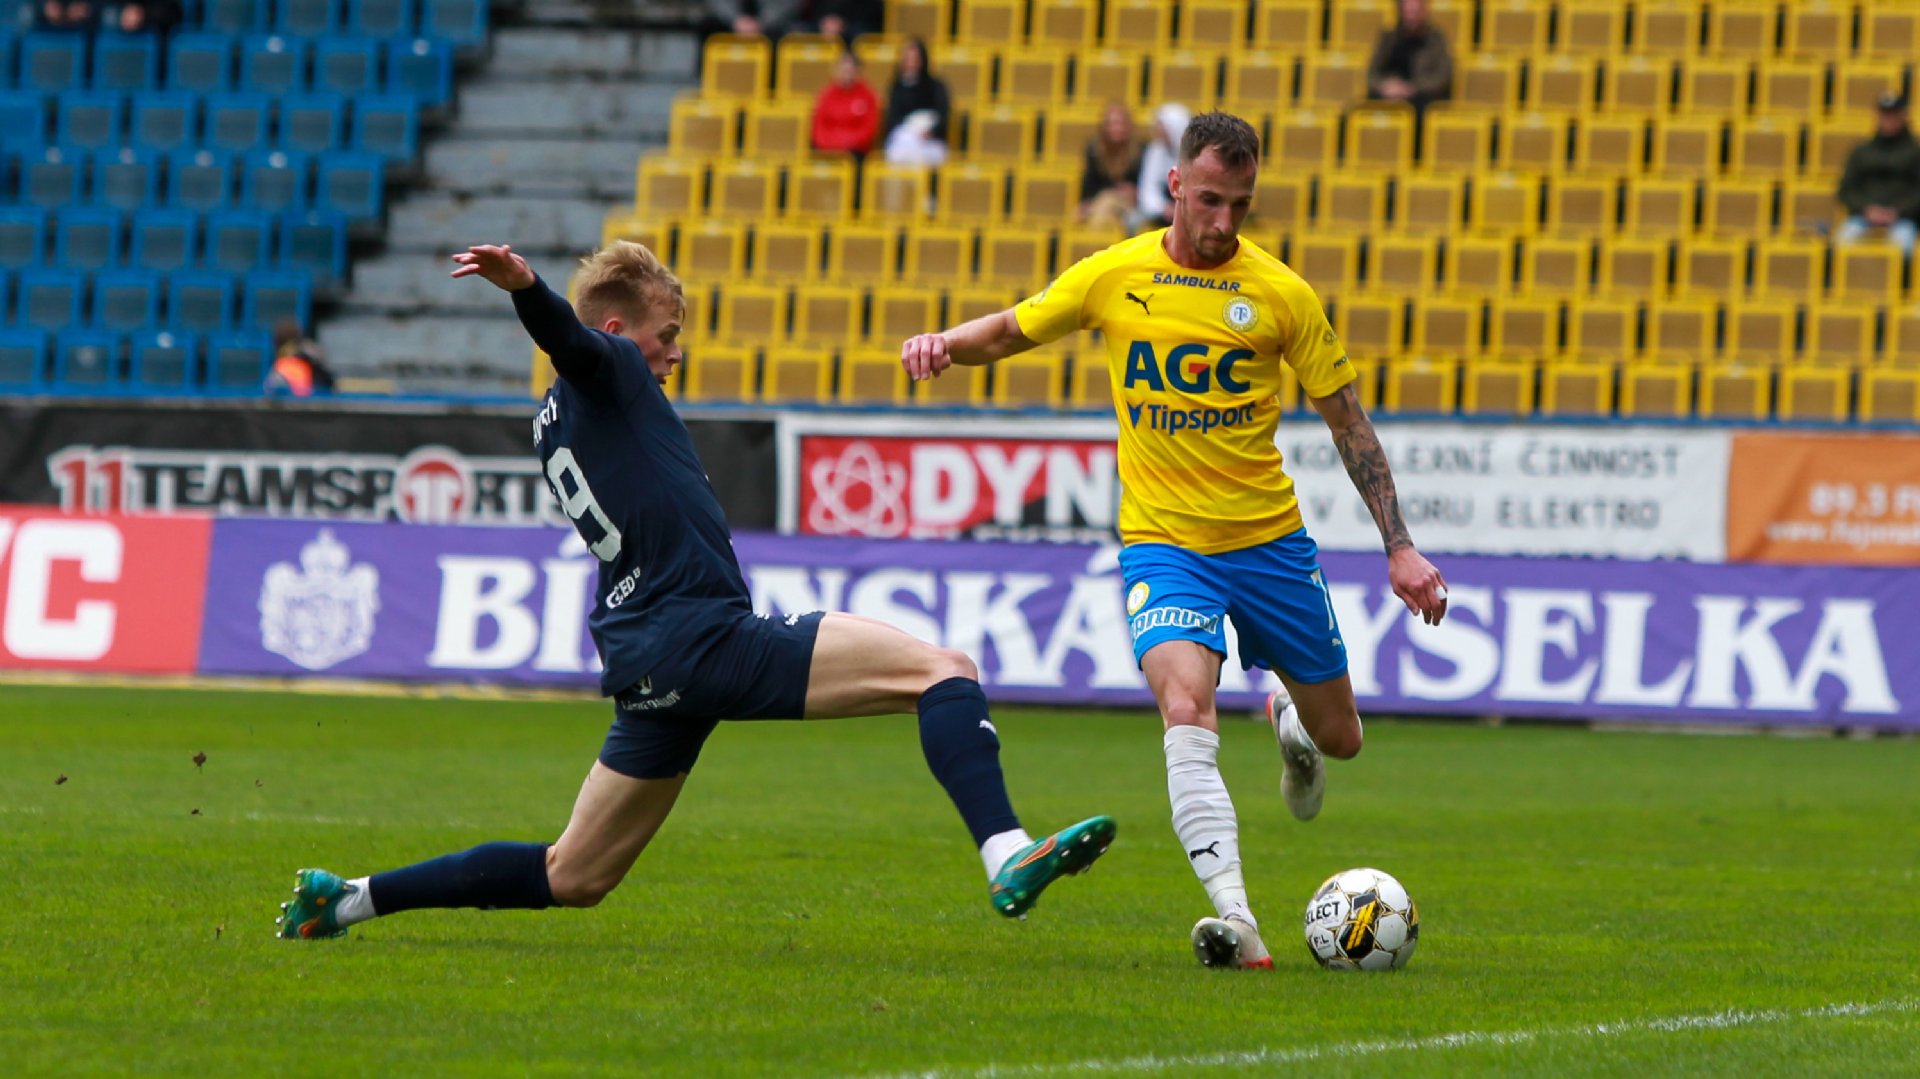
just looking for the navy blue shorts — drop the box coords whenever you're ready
[598,610,825,780]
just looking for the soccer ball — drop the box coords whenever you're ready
[1302,867,1419,971]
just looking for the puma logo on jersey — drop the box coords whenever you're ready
[1125,292,1153,316]
[979,719,999,737]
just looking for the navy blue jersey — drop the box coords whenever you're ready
[515,276,751,695]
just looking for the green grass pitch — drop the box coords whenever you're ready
[2,684,1916,1077]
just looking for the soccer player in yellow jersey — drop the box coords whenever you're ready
[901,112,1450,970]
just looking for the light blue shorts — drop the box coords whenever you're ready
[1119,530,1348,684]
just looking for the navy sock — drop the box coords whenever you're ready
[918,676,1022,846]
[368,841,555,914]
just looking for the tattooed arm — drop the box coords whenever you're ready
[1308,385,1449,625]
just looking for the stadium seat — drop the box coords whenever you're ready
[386,38,454,108]
[1269,109,1339,173]
[1469,174,1540,235]
[1566,297,1637,360]
[1328,0,1392,51]
[169,148,235,211]
[670,95,735,158]
[1805,304,1876,367]
[0,90,49,150]
[888,0,950,45]
[936,45,993,104]
[1382,357,1459,414]
[0,27,16,87]
[1679,58,1749,115]
[792,286,863,346]
[1624,178,1694,237]
[17,147,83,209]
[1783,3,1849,59]
[89,146,158,212]
[961,106,1037,164]
[205,328,273,390]
[1572,114,1645,175]
[1251,0,1319,52]
[992,347,1066,408]
[169,269,237,333]
[739,99,811,159]
[57,90,127,151]
[699,36,769,99]
[21,33,85,93]
[205,92,271,152]
[349,0,415,37]
[243,269,314,328]
[1060,228,1122,265]
[1030,0,1097,48]
[1707,1,1777,58]
[128,92,197,154]
[241,34,309,95]
[1421,109,1491,174]
[1521,236,1592,294]
[205,208,275,273]
[677,221,746,281]
[315,151,385,224]
[16,267,85,331]
[1650,116,1723,177]
[1009,165,1077,226]
[1222,52,1287,114]
[1293,234,1360,298]
[280,92,347,154]
[1300,53,1367,109]
[1544,176,1617,236]
[980,229,1049,286]
[1805,119,1860,177]
[1457,54,1523,111]
[168,31,236,93]
[1540,360,1615,417]
[911,354,988,406]
[1104,0,1171,49]
[868,289,938,348]
[350,94,421,164]
[0,207,47,270]
[1489,297,1562,360]
[1074,50,1144,108]
[1347,104,1414,172]
[279,210,348,288]
[902,225,975,286]
[241,148,309,212]
[1861,4,1920,60]
[1251,172,1311,234]
[1498,110,1570,175]
[277,0,342,36]
[92,34,157,93]
[1754,238,1825,299]
[773,35,841,100]
[92,267,162,331]
[422,0,488,51]
[130,208,199,273]
[1860,368,1920,422]
[1337,294,1408,356]
[1754,62,1824,118]
[634,158,703,219]
[1602,56,1671,113]
[749,222,820,283]
[1724,301,1796,364]
[1371,236,1439,294]
[680,344,755,402]
[1674,238,1746,297]
[1530,55,1598,113]
[0,326,50,388]
[53,328,121,388]
[933,163,1005,224]
[709,159,779,219]
[826,224,895,283]
[714,284,788,345]
[1643,299,1714,365]
[55,207,124,270]
[1832,245,1903,305]
[1729,117,1800,178]
[761,349,832,403]
[1411,296,1484,355]
[1699,362,1772,418]
[1460,359,1537,415]
[862,165,932,220]
[1702,179,1774,238]
[1321,172,1388,232]
[957,0,1021,42]
[1144,49,1219,111]
[1444,235,1514,294]
[204,0,269,35]
[129,328,198,389]
[1619,363,1693,417]
[1778,365,1851,421]
[314,38,381,96]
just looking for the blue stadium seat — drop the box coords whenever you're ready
[242,268,313,328]
[422,0,487,51]
[0,327,50,389]
[204,92,270,153]
[316,150,384,224]
[206,208,275,272]
[21,33,86,93]
[92,33,158,92]
[276,0,343,37]
[131,92,199,154]
[16,268,85,331]
[54,207,125,270]
[0,27,15,88]
[279,92,346,154]
[204,0,270,35]
[350,93,419,163]
[0,91,49,150]
[130,328,200,389]
[278,210,346,288]
[130,207,200,272]
[0,267,9,315]
[350,0,415,38]
[240,34,308,95]
[56,90,127,152]
[93,268,164,331]
[241,149,310,212]
[385,37,452,107]
[91,146,162,211]
[167,32,235,93]
[54,328,123,388]
[17,147,83,209]
[314,38,381,96]
[168,148,236,211]
[0,207,48,270]
[206,328,272,390]
[169,269,236,333]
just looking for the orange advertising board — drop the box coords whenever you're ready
[1727,433,1920,565]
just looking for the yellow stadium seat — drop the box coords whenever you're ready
[1179,0,1246,48]
[1651,116,1723,177]
[1620,363,1694,417]
[741,99,812,159]
[1832,62,1904,118]
[1301,53,1368,109]
[774,34,843,99]
[1567,298,1637,358]
[935,162,1006,223]
[682,345,755,402]
[932,45,992,105]
[1633,2,1701,57]
[1890,306,1920,367]
[913,358,989,406]
[1781,178,1841,235]
[1422,108,1492,173]
[1329,0,1392,52]
[670,95,735,157]
[869,288,941,346]
[1346,103,1414,172]
[1833,245,1904,305]
[836,348,909,405]
[888,0,950,46]
[1598,237,1670,297]
[1646,299,1717,364]
[903,225,975,286]
[715,283,788,345]
[1625,178,1695,237]
[1754,62,1825,117]
[1103,0,1171,50]
[1861,368,1920,422]
[1445,235,1514,294]
[1075,50,1145,107]
[826,224,896,282]
[1293,234,1361,297]
[998,48,1070,106]
[853,36,905,91]
[710,159,779,219]
[1805,304,1877,366]
[599,212,665,255]
[1148,49,1222,111]
[1861,4,1920,61]
[980,229,1051,285]
[1531,55,1598,114]
[1068,340,1112,409]
[1251,172,1310,235]
[1336,293,1407,355]
[1383,356,1460,414]
[1674,237,1748,297]
[1031,0,1097,48]
[1224,52,1290,113]
[636,157,703,218]
[1412,295,1485,354]
[1556,0,1626,56]
[1603,56,1673,113]
[1371,235,1439,293]
[948,285,1015,325]
[751,223,822,279]
[958,0,1021,44]
[1498,110,1570,174]
[1702,178,1774,238]
[1706,1,1777,59]
[1270,109,1340,172]
[786,158,854,220]
[1699,362,1772,418]
[1540,361,1616,417]
[1321,172,1389,232]
[1729,117,1801,178]
[1427,0,1472,47]
[1040,104,1102,158]
[1724,301,1796,363]
[701,35,770,99]
[1253,0,1322,54]
[1488,296,1562,360]
[1483,0,1548,54]
[1462,359,1537,414]
[1522,236,1592,294]
[1805,119,1862,178]
[962,105,1037,163]
[993,348,1067,408]
[1060,227,1124,265]
[792,286,864,345]
[1457,54,1523,111]
[1469,173,1540,235]
[1545,175,1618,236]
[763,349,833,403]
[1679,58,1750,115]
[1571,113,1643,175]
[1766,366,1843,422]
[1398,173,1466,234]
[1754,238,1825,298]
[1010,164,1079,225]
[679,221,746,280]
[676,281,710,336]
[1783,3,1852,60]
[862,164,932,220]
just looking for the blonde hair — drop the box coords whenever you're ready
[571,240,686,328]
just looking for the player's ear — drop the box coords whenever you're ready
[1168,163,1183,200]
[599,317,624,337]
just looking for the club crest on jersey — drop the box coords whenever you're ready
[258,529,380,671]
[1223,297,1258,331]
[1127,581,1151,615]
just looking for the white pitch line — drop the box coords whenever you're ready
[872,998,1919,1079]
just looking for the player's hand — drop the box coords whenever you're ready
[900,333,953,380]
[1388,546,1448,626]
[450,244,535,292]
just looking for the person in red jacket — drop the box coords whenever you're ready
[811,51,880,157]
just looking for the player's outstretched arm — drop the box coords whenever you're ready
[900,309,1037,380]
[451,244,612,383]
[1309,385,1449,626]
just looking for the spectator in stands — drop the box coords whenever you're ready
[700,0,803,44]
[35,0,98,30]
[1133,103,1190,231]
[265,319,337,397]
[1366,0,1453,113]
[1078,102,1142,231]
[115,0,182,35]
[1837,92,1920,256]
[810,0,883,43]
[881,38,951,167]
[811,49,880,157]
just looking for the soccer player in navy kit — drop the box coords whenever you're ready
[273,242,1115,940]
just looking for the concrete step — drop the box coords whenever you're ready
[319,313,535,395]
[486,26,697,79]
[452,79,680,139]
[338,249,508,313]
[385,193,619,254]
[423,135,643,199]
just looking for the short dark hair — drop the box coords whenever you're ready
[1179,111,1261,170]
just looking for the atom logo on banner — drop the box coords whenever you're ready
[807,441,910,537]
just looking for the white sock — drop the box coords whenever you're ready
[334,876,378,927]
[1164,726,1254,924]
[980,828,1034,880]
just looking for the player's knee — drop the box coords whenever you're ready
[1313,713,1364,760]
[925,647,978,687]
[549,869,622,908]
[1160,695,1215,730]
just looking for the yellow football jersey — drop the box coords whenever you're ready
[1014,229,1355,554]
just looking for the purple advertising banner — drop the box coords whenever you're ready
[198,520,1920,727]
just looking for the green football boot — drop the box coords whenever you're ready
[989,815,1117,918]
[274,868,354,940]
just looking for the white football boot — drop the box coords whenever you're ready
[1267,686,1325,821]
[1191,915,1274,970]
